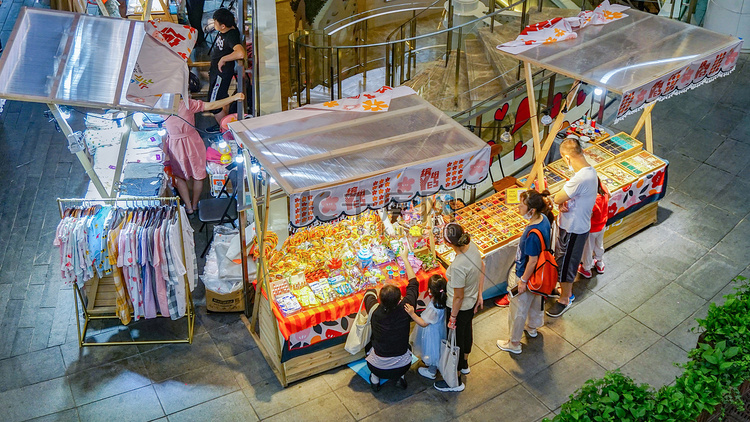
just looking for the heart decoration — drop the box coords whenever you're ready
[512,97,530,135]
[494,103,509,121]
[576,89,587,106]
[550,92,563,118]
[513,141,528,161]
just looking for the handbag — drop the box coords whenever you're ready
[344,291,379,355]
[438,329,461,387]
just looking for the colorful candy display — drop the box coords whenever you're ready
[618,151,666,175]
[452,192,528,254]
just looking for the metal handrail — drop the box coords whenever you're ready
[292,0,526,50]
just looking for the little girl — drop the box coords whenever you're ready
[404,275,448,380]
[578,178,610,278]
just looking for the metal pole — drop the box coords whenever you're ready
[446,0,454,63]
[237,0,246,119]
[48,104,109,199]
[337,49,342,99]
[363,20,368,88]
[305,44,312,105]
[489,0,496,32]
[454,27,462,106]
[251,0,260,115]
[597,88,606,124]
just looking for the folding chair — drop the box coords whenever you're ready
[198,168,239,257]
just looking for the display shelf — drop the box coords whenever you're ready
[595,132,643,159]
[618,150,667,176]
[583,144,616,167]
[453,192,527,255]
[598,162,639,192]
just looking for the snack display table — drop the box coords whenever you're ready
[229,87,490,386]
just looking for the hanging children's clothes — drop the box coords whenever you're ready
[54,202,196,325]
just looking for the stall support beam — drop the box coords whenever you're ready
[630,102,656,152]
[48,104,110,199]
[522,62,547,191]
[524,80,580,190]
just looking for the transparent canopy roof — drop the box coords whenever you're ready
[229,92,488,194]
[0,8,176,113]
[501,9,741,94]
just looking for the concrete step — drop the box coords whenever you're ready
[464,38,504,102]
[437,51,471,112]
[477,25,523,89]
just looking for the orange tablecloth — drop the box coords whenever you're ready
[260,264,446,339]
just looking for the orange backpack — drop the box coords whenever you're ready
[526,228,559,298]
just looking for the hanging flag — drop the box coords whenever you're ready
[303,86,395,112]
[126,20,197,107]
[498,1,629,55]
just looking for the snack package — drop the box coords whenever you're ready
[289,272,307,291]
[309,280,335,304]
[292,285,320,308]
[270,278,291,299]
[275,293,302,316]
[331,281,354,297]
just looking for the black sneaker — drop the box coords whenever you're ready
[396,376,407,390]
[546,300,572,318]
[370,374,381,392]
[205,124,221,133]
[434,380,465,392]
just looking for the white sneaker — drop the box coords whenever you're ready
[524,327,538,338]
[497,340,522,354]
[460,366,470,375]
[418,366,437,380]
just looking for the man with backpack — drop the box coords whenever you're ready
[497,189,555,354]
[546,139,598,318]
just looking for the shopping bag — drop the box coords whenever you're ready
[345,291,379,355]
[438,329,460,388]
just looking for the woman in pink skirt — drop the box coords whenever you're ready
[164,92,243,214]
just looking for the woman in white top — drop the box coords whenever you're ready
[434,222,484,392]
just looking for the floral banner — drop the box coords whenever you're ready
[303,86,395,112]
[498,1,628,55]
[289,146,491,228]
[607,164,667,222]
[614,40,743,122]
[126,20,197,107]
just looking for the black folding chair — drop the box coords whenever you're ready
[198,168,239,257]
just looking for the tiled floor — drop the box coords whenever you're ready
[1,1,750,420]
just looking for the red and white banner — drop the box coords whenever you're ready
[498,1,628,55]
[615,39,743,122]
[303,86,395,112]
[126,20,197,107]
[289,146,491,227]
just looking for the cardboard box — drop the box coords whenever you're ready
[206,287,245,312]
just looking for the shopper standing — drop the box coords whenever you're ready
[546,139,598,318]
[578,178,610,278]
[164,93,244,215]
[497,189,554,354]
[434,222,484,392]
[207,8,245,132]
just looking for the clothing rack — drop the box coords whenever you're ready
[57,196,195,347]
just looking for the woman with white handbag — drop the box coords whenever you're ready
[360,249,420,392]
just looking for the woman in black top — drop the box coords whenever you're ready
[363,249,419,392]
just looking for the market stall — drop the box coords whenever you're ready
[0,8,200,346]
[228,87,491,386]
[495,6,742,246]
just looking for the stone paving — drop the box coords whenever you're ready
[1,1,750,420]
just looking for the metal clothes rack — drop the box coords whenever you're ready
[57,196,195,347]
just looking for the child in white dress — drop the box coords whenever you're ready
[405,275,448,379]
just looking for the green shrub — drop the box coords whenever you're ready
[547,276,749,422]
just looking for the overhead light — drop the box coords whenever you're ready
[235,154,245,163]
[594,88,603,96]
[500,127,512,143]
[60,109,71,120]
[218,140,227,149]
[250,164,260,173]
[157,128,167,136]
[540,112,553,126]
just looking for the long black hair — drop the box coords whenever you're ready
[428,275,448,309]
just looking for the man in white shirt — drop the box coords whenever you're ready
[547,139,598,317]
